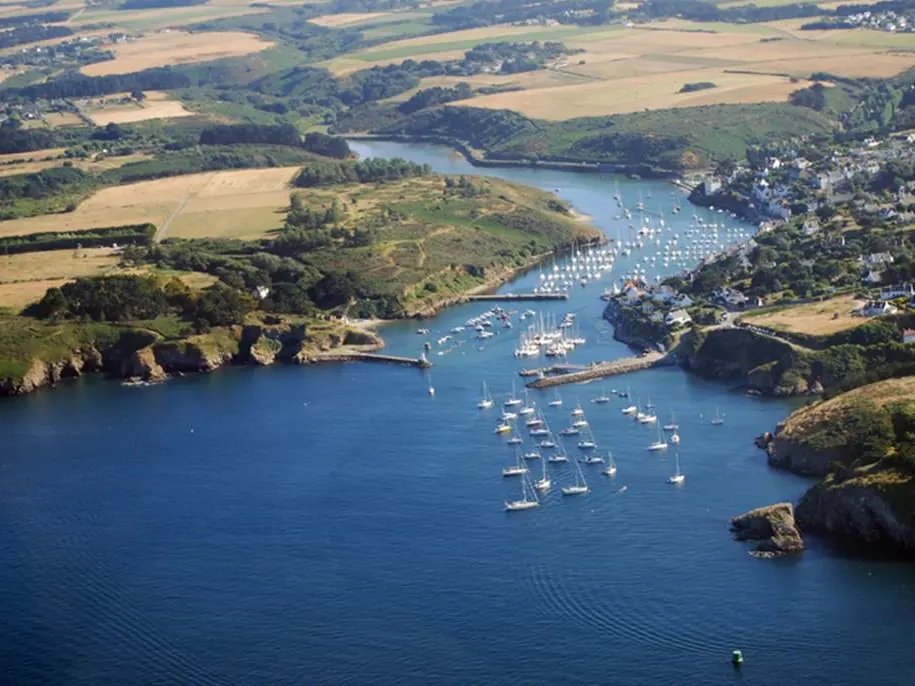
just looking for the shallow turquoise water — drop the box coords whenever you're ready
[1,141,914,685]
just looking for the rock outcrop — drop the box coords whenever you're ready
[796,475,915,551]
[730,502,805,557]
[122,346,166,382]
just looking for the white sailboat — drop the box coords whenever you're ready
[710,407,725,426]
[647,421,668,451]
[478,381,494,409]
[602,453,617,477]
[593,385,611,404]
[570,400,585,417]
[534,452,551,491]
[518,390,536,416]
[561,459,589,496]
[506,470,540,511]
[670,431,680,445]
[667,445,685,484]
[507,433,523,445]
[502,447,528,477]
[548,390,563,408]
[577,419,597,450]
[638,398,657,423]
[427,372,435,396]
[504,381,522,408]
[663,411,678,431]
[580,453,604,464]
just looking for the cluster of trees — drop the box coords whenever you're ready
[32,274,254,328]
[399,83,472,115]
[0,24,71,50]
[790,83,829,111]
[0,121,60,155]
[0,224,154,255]
[0,10,70,27]
[200,123,303,147]
[293,157,431,187]
[679,82,717,93]
[0,165,88,206]
[640,0,823,23]
[462,41,578,74]
[302,132,350,159]
[286,195,341,230]
[8,67,192,100]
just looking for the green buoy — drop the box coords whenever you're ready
[732,650,744,667]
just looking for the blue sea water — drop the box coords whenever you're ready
[2,141,915,685]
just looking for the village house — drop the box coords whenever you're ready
[903,329,915,345]
[879,283,915,300]
[665,309,693,327]
[860,252,895,267]
[859,300,899,317]
[673,293,694,308]
[865,269,884,285]
[702,177,722,195]
[649,285,677,303]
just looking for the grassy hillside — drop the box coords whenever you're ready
[345,103,835,172]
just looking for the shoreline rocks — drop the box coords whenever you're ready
[730,502,805,558]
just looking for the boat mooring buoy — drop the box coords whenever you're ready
[732,649,744,667]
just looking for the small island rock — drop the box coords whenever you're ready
[730,502,805,557]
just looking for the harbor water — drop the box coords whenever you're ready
[2,140,914,685]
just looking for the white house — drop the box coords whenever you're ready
[665,309,693,327]
[252,285,271,300]
[702,177,722,195]
[903,329,915,344]
[859,300,898,317]
[624,286,642,303]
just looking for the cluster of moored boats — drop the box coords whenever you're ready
[514,312,585,358]
[480,381,709,512]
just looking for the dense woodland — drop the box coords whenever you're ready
[0,24,71,50]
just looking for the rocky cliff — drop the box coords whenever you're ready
[0,321,382,398]
[730,502,805,557]
[796,469,915,552]
[680,327,810,396]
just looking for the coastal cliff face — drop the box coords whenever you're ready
[681,327,808,395]
[796,473,915,551]
[0,322,383,398]
[0,349,101,396]
[767,435,842,477]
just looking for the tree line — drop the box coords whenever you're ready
[293,157,431,187]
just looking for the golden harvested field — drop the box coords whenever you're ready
[81,31,272,76]
[87,100,194,125]
[43,112,86,128]
[309,12,392,27]
[0,248,123,309]
[0,248,121,284]
[742,294,866,336]
[0,279,70,309]
[0,168,299,241]
[439,20,915,118]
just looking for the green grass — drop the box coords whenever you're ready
[359,18,437,41]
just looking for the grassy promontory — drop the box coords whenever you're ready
[0,172,599,396]
[763,377,915,553]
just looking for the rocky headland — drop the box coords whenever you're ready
[730,502,805,557]
[743,377,915,557]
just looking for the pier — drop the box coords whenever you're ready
[525,352,673,388]
[315,352,432,368]
[466,293,569,302]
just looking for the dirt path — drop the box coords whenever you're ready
[154,195,189,242]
